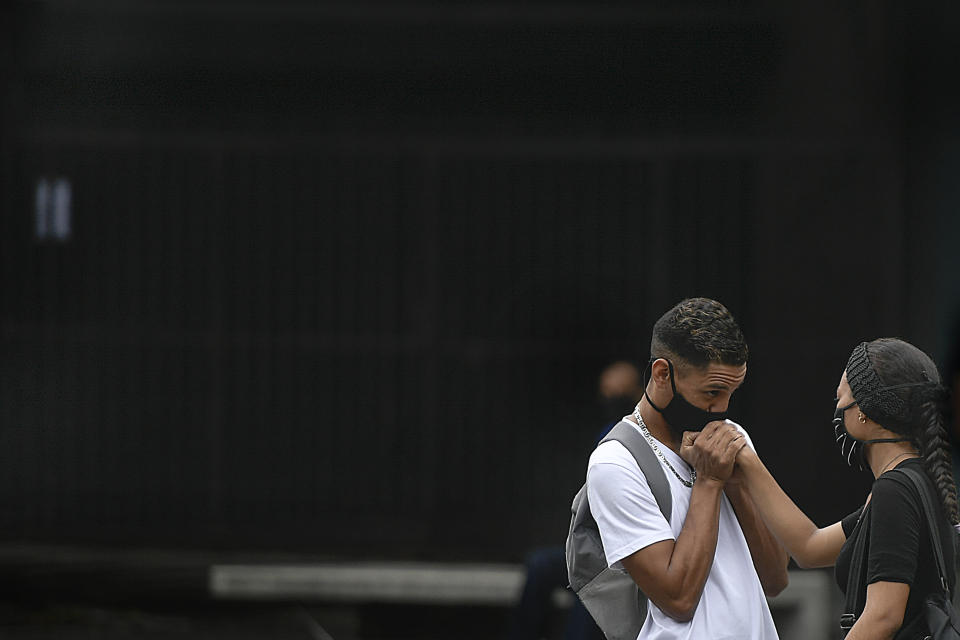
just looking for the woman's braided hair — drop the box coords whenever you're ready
[852,338,959,526]
[916,383,959,526]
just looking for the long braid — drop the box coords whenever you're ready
[916,384,960,526]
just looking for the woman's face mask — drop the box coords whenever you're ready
[832,398,911,470]
[833,400,864,468]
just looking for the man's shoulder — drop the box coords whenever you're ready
[587,439,657,501]
[725,419,757,451]
[588,438,637,470]
[724,418,746,433]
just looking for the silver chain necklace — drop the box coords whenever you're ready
[633,406,696,488]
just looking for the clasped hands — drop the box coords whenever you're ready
[679,421,756,487]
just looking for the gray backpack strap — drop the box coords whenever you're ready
[564,419,673,640]
[600,420,672,522]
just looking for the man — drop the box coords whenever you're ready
[586,298,788,639]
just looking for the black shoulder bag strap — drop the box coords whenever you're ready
[893,467,952,598]
[841,502,872,634]
[891,466,960,639]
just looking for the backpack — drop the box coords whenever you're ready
[565,419,672,640]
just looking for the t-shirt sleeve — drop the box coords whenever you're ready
[841,507,864,538]
[866,474,923,586]
[586,450,675,568]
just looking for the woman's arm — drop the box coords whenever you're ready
[845,581,910,640]
[735,446,848,568]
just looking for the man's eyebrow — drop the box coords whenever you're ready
[704,377,746,390]
[704,382,732,390]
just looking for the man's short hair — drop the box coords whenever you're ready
[650,298,748,369]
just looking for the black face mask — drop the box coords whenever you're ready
[833,399,911,470]
[644,358,728,436]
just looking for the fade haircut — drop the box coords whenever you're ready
[650,298,748,370]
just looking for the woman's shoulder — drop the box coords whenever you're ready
[871,459,926,514]
[876,457,926,484]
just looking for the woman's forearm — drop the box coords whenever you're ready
[845,616,899,640]
[737,450,843,568]
[846,581,909,639]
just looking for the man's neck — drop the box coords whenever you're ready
[630,395,680,453]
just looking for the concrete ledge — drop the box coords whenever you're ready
[210,562,529,606]
[210,563,837,639]
[0,543,839,640]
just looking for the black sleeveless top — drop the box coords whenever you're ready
[835,458,956,625]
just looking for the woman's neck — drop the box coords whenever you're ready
[866,441,919,479]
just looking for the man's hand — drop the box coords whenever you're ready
[679,421,747,485]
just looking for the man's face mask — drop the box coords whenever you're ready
[645,358,728,435]
[832,398,911,470]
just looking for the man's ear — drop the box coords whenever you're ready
[650,358,671,387]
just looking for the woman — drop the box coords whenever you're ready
[734,338,958,639]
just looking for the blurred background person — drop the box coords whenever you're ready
[505,361,643,640]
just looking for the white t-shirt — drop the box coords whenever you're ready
[586,419,779,640]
